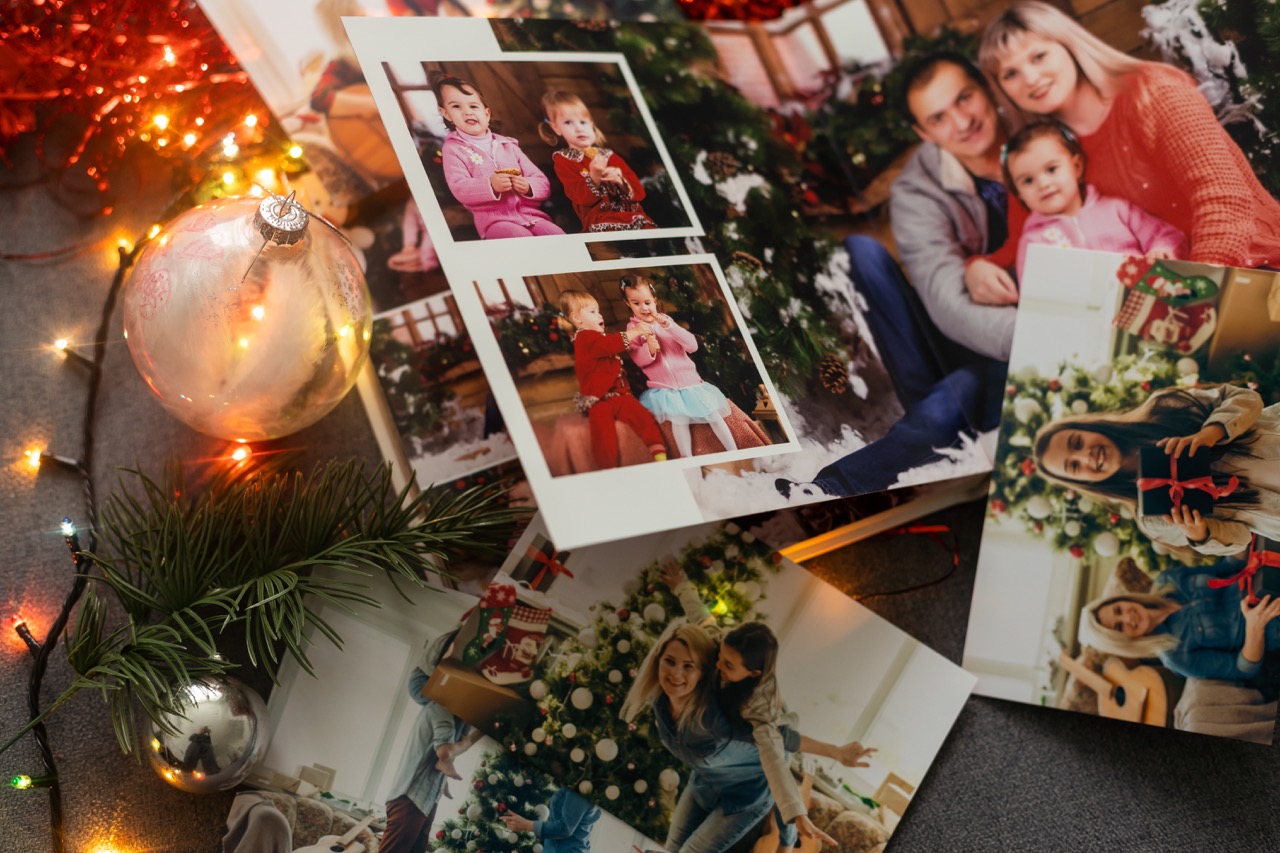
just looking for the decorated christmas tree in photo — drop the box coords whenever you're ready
[494,523,781,839]
[430,747,557,853]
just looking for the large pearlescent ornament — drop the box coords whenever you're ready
[121,193,371,441]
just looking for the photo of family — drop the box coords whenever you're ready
[420,516,974,852]
[380,58,696,244]
[251,574,657,853]
[478,261,788,477]
[964,245,1280,743]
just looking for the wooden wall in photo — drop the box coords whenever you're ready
[388,60,650,172]
[882,0,1153,58]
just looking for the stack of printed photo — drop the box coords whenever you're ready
[197,1,1280,850]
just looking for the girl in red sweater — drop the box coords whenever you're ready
[557,290,667,470]
[539,91,657,233]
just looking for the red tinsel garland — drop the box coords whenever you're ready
[676,0,804,22]
[0,0,267,205]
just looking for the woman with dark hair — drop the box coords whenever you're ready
[1032,383,1280,555]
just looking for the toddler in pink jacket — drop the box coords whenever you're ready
[978,120,1184,281]
[433,72,565,240]
[621,274,738,458]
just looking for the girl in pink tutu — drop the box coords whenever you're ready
[622,274,738,458]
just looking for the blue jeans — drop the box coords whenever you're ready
[664,783,773,853]
[800,236,1006,497]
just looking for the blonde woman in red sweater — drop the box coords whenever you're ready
[979,1,1280,268]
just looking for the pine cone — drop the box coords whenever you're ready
[817,353,848,394]
[707,151,740,180]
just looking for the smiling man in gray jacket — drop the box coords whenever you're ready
[777,53,1016,499]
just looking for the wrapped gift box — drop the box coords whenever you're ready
[424,659,535,733]
[510,535,572,592]
[1250,536,1280,602]
[1136,446,1218,520]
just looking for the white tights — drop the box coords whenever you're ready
[671,416,737,458]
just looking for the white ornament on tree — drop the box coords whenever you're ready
[595,738,619,761]
[605,785,620,800]
[1013,396,1043,423]
[1071,399,1089,415]
[570,747,586,763]
[1063,520,1082,537]
[562,723,577,739]
[608,669,623,684]
[523,742,537,756]
[488,774,499,785]
[577,628,598,650]
[1176,357,1200,376]
[467,804,483,820]
[1026,495,1053,520]
[616,639,631,654]
[1093,531,1121,557]
[643,603,666,623]
[634,779,649,794]
[578,780,593,795]
[535,804,551,821]
[451,828,462,839]
[602,611,620,628]
[531,727,546,742]
[659,768,680,792]
[571,687,594,710]
[1078,497,1095,513]
[529,680,548,701]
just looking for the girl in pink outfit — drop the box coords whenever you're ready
[976,120,1185,281]
[433,72,565,240]
[621,275,738,458]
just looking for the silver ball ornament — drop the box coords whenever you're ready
[145,675,270,792]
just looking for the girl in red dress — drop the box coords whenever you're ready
[539,91,657,233]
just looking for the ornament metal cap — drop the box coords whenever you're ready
[253,191,309,245]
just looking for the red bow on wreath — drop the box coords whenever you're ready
[1137,455,1239,511]
[1208,537,1280,600]
[526,544,573,589]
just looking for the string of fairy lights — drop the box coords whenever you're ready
[2,7,314,851]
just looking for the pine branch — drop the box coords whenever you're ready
[0,457,529,758]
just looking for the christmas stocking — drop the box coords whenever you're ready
[462,583,518,667]
[481,603,552,686]
[1116,256,1218,306]
[1113,289,1217,354]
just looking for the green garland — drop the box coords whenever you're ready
[1,458,526,757]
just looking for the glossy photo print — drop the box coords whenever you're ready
[964,245,1280,743]
[422,514,975,851]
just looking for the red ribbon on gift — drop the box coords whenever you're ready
[1137,454,1239,512]
[526,544,573,589]
[1208,537,1280,598]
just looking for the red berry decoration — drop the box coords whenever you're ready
[617,608,630,621]
[1007,384,1018,396]
[699,555,712,567]
[1070,545,1085,558]
[1141,381,1152,391]
[1110,513,1121,524]
[605,694,615,704]
[568,673,576,683]
[474,780,485,790]
[437,831,446,840]
[1020,458,1036,476]
[1048,378,1061,391]
[540,706,549,716]
[990,498,1007,514]
[647,584,656,593]
[497,803,507,813]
